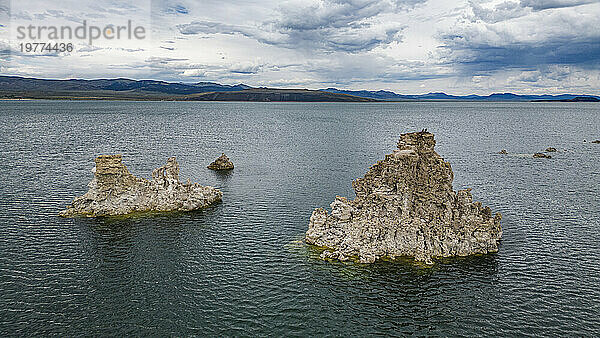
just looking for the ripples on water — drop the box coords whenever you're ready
[0,101,599,336]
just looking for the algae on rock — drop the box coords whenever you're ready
[305,131,502,264]
[60,155,222,217]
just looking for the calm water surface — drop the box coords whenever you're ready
[0,101,599,336]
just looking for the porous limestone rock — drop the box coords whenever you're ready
[207,153,234,170]
[533,152,552,158]
[305,131,502,264]
[545,147,557,152]
[60,155,222,217]
[498,149,508,154]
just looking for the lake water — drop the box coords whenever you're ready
[0,101,599,336]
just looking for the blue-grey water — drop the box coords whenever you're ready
[0,101,599,336]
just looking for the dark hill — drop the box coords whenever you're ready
[0,76,249,96]
[0,76,375,102]
[185,88,376,102]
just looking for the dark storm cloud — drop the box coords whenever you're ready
[177,0,427,52]
[520,0,598,11]
[438,1,600,74]
[439,38,600,72]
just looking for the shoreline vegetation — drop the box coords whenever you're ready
[1,75,598,103]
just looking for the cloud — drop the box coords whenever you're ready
[77,45,103,52]
[76,45,145,53]
[513,70,541,82]
[520,0,598,11]
[86,2,146,17]
[469,1,531,23]
[182,69,205,77]
[438,1,600,74]
[272,0,424,31]
[229,62,262,74]
[166,4,189,15]
[146,56,189,63]
[0,40,10,61]
[503,65,596,92]
[177,0,427,52]
[41,9,83,22]
[179,20,405,52]
[295,53,450,87]
[467,0,599,24]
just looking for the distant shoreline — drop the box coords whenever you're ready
[2,97,598,103]
[531,97,600,103]
[1,75,598,103]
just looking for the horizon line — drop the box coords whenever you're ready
[1,74,599,98]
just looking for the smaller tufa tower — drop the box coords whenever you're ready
[60,155,222,217]
[207,153,234,170]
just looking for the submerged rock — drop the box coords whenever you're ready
[545,147,557,152]
[305,131,502,264]
[60,155,222,217]
[533,153,552,158]
[208,153,234,170]
[498,149,508,154]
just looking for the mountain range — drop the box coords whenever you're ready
[321,88,600,102]
[1,76,598,102]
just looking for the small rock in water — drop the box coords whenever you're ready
[305,131,502,265]
[592,140,600,144]
[208,153,234,170]
[533,153,552,158]
[545,147,557,152]
[498,149,508,154]
[59,155,222,217]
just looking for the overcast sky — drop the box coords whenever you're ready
[1,0,599,94]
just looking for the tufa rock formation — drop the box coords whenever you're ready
[498,149,508,154]
[533,152,552,158]
[60,155,222,217]
[545,147,557,152]
[592,140,600,144]
[208,153,234,171]
[305,132,502,264]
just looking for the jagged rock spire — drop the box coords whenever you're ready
[306,131,502,264]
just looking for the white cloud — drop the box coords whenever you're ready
[438,1,600,71]
[182,69,205,77]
